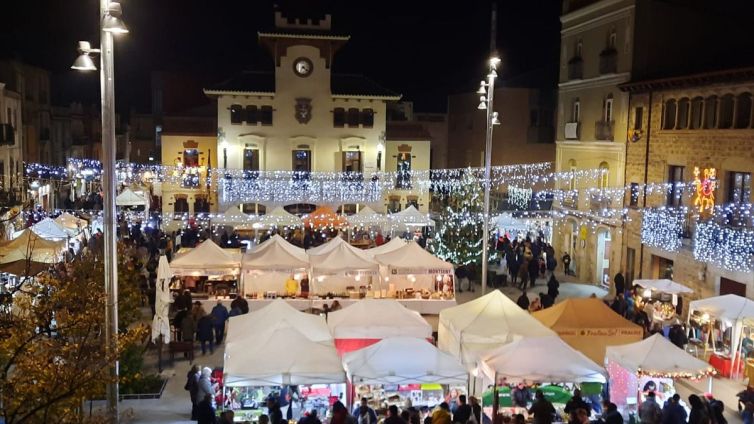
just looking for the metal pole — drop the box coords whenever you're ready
[481,64,496,295]
[99,0,120,420]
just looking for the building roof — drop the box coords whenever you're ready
[205,72,400,99]
[258,30,350,41]
[385,122,431,141]
[619,66,754,93]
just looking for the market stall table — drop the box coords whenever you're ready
[708,353,743,378]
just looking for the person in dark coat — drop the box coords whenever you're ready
[210,300,229,344]
[547,275,560,301]
[614,273,625,297]
[507,247,520,286]
[197,314,215,354]
[512,383,531,408]
[181,313,196,343]
[231,296,249,314]
[452,395,472,424]
[564,389,591,422]
[197,393,217,424]
[185,365,200,420]
[173,308,188,341]
[528,257,540,288]
[517,291,530,310]
[267,397,284,424]
[539,292,554,309]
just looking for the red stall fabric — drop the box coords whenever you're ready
[708,354,743,378]
[335,339,382,356]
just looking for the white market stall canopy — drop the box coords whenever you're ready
[243,237,310,272]
[309,241,379,276]
[54,212,87,232]
[634,279,694,295]
[0,229,66,264]
[226,298,333,344]
[605,333,714,378]
[495,214,530,233]
[213,207,255,227]
[255,206,302,229]
[388,205,435,229]
[348,206,386,227]
[343,337,468,385]
[688,294,754,323]
[28,218,71,240]
[327,299,432,340]
[479,336,606,383]
[224,326,345,387]
[375,241,454,275]
[438,290,556,365]
[364,237,407,257]
[116,188,149,207]
[170,239,241,276]
[306,236,354,256]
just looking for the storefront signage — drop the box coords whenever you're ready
[556,328,643,337]
[693,166,716,214]
[390,268,453,275]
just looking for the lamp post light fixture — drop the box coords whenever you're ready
[70,1,128,421]
[479,57,501,295]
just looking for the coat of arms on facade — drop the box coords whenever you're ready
[295,98,312,124]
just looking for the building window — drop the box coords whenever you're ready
[342,151,362,173]
[333,108,345,127]
[575,39,583,57]
[667,165,685,207]
[387,197,402,213]
[396,152,412,189]
[242,203,267,215]
[567,159,577,191]
[676,98,690,129]
[174,197,189,215]
[243,148,260,171]
[728,171,751,205]
[718,94,734,129]
[292,149,311,173]
[245,105,259,125]
[703,96,718,129]
[629,182,640,207]
[604,95,614,122]
[634,107,643,130]
[183,149,199,167]
[194,196,210,214]
[360,109,374,128]
[347,108,360,127]
[690,97,704,129]
[260,106,273,125]
[230,105,243,124]
[608,30,617,49]
[598,162,609,189]
[406,196,419,209]
[572,99,580,122]
[662,100,676,130]
[735,93,752,129]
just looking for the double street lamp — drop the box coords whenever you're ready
[477,57,500,295]
[71,1,128,421]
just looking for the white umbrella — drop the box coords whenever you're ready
[151,255,173,343]
[634,279,694,295]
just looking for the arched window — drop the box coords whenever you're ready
[735,93,752,129]
[704,96,718,129]
[599,161,610,189]
[690,97,704,129]
[719,94,735,129]
[676,98,690,129]
[663,99,677,130]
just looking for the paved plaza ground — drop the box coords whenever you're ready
[106,272,744,424]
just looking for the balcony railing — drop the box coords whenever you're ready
[564,122,580,140]
[595,120,615,141]
[567,57,583,80]
[599,49,618,74]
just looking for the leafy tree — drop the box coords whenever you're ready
[0,246,147,424]
[429,170,498,266]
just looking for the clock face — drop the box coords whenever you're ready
[293,58,313,77]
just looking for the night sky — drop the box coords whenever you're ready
[0,0,562,114]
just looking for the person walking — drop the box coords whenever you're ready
[562,253,572,276]
[184,365,200,420]
[267,397,284,424]
[528,390,556,424]
[662,394,687,424]
[547,275,560,302]
[452,395,472,424]
[211,300,229,344]
[469,396,482,424]
[197,393,217,424]
[196,367,215,407]
[513,382,532,408]
[431,403,452,424]
[385,405,405,424]
[601,402,623,424]
[639,392,662,424]
[528,256,540,288]
[564,389,591,422]
[353,398,377,424]
[180,312,196,344]
[197,314,215,355]
[688,395,710,424]
[507,246,520,286]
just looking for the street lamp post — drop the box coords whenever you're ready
[477,57,501,295]
[71,1,128,421]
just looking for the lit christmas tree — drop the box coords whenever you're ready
[430,170,498,266]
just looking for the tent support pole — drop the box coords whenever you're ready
[708,376,713,393]
[492,372,499,424]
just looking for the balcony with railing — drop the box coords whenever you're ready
[595,120,615,141]
[567,57,583,80]
[599,49,617,74]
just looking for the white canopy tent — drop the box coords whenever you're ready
[606,333,713,377]
[347,206,386,228]
[242,237,310,295]
[363,237,407,257]
[634,279,694,295]
[116,188,149,207]
[169,239,241,276]
[388,206,435,232]
[306,236,356,256]
[479,336,606,383]
[254,206,302,229]
[151,256,173,344]
[27,218,70,240]
[688,294,754,376]
[54,212,87,234]
[327,299,432,340]
[0,229,65,264]
[224,326,345,387]
[343,337,468,385]
[309,241,379,295]
[375,242,454,292]
[226,298,333,344]
[438,290,557,366]
[213,206,255,228]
